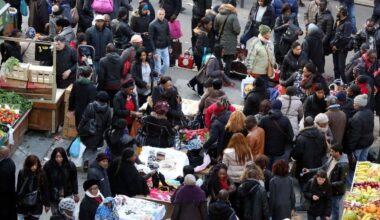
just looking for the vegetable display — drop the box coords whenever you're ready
[343,162,380,220]
[0,89,32,113]
[1,56,20,74]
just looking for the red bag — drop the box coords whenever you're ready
[122,47,134,78]
[178,51,194,69]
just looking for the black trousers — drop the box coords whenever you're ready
[223,54,235,76]
[332,51,348,83]
[188,54,204,95]
[307,213,328,220]
[191,16,202,48]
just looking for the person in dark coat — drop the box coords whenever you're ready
[16,155,50,220]
[331,5,352,83]
[131,48,156,106]
[347,94,374,161]
[68,66,97,128]
[43,147,79,215]
[140,0,155,22]
[269,160,296,220]
[303,84,327,118]
[303,23,325,73]
[0,29,23,64]
[108,148,153,197]
[78,92,112,168]
[191,0,212,47]
[237,167,270,220]
[0,146,17,220]
[243,77,269,116]
[87,153,112,197]
[142,101,177,148]
[316,0,334,56]
[54,36,77,89]
[209,189,238,220]
[85,15,113,74]
[159,0,182,21]
[77,0,93,32]
[152,76,184,125]
[27,0,49,34]
[171,174,208,220]
[79,179,104,220]
[130,3,154,52]
[259,100,294,168]
[104,119,136,160]
[354,19,380,55]
[280,41,307,81]
[291,116,328,187]
[240,0,275,45]
[98,43,123,103]
[112,7,135,49]
[304,170,332,220]
[112,79,141,128]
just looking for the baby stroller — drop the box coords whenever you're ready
[76,45,97,83]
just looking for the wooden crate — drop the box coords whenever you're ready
[4,63,30,81]
[27,82,53,94]
[62,125,77,139]
[64,113,76,127]
[64,84,73,104]
[0,79,27,92]
[28,65,54,84]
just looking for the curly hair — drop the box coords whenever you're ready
[241,160,265,181]
[272,160,289,177]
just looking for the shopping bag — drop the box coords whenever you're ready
[69,137,81,158]
[20,0,28,16]
[168,19,183,39]
[71,142,86,167]
[130,120,142,138]
[241,75,255,98]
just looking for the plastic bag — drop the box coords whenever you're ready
[20,0,28,16]
[69,137,81,158]
[71,142,86,168]
[168,20,183,39]
[241,75,255,98]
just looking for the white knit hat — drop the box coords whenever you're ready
[314,113,329,124]
[354,94,368,107]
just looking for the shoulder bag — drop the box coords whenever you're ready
[264,44,274,78]
[215,14,230,43]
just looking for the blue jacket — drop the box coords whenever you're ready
[272,0,298,19]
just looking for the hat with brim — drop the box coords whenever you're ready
[95,14,105,21]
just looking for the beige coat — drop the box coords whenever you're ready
[246,35,275,75]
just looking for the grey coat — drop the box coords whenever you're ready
[87,161,112,197]
[214,4,241,55]
[269,176,295,220]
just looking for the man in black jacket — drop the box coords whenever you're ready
[303,84,327,118]
[112,7,136,49]
[243,77,269,116]
[259,100,294,168]
[159,0,182,21]
[304,144,349,220]
[347,94,374,161]
[85,15,113,75]
[149,9,171,75]
[354,18,380,54]
[330,5,352,83]
[191,0,212,47]
[55,36,77,89]
[316,0,334,56]
[98,43,123,104]
[0,146,16,220]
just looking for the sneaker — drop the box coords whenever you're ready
[187,83,196,92]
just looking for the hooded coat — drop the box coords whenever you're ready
[243,85,269,116]
[281,50,308,80]
[259,109,294,156]
[246,36,275,75]
[304,178,332,217]
[291,127,328,181]
[112,19,135,49]
[78,101,112,149]
[347,107,375,151]
[237,179,270,220]
[98,52,123,90]
[278,94,303,136]
[68,78,97,128]
[208,200,237,220]
[85,26,113,61]
[171,185,208,220]
[302,26,325,73]
[214,4,241,55]
[269,176,296,220]
[87,161,112,197]
[303,93,327,119]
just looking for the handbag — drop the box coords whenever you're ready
[196,64,208,85]
[168,20,183,39]
[20,0,28,16]
[70,7,79,27]
[264,45,274,78]
[21,190,38,207]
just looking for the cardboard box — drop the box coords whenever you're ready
[64,114,76,127]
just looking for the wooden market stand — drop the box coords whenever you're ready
[0,35,64,152]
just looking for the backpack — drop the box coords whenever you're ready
[268,87,279,102]
[122,47,134,79]
[92,0,114,14]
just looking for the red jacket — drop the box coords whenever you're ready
[204,103,236,128]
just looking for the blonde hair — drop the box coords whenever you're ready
[225,111,246,133]
[227,133,253,165]
[241,161,265,181]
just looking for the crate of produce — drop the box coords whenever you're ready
[0,79,28,93]
[4,63,30,81]
[28,65,53,84]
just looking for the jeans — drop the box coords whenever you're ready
[332,51,348,83]
[154,47,170,75]
[268,150,290,171]
[340,1,357,33]
[331,195,343,220]
[93,60,100,77]
[354,146,371,161]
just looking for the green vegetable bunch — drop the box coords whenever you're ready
[0,89,32,113]
[1,57,20,74]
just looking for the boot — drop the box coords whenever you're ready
[152,173,160,188]
[158,172,175,191]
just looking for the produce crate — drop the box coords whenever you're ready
[27,82,53,94]
[0,79,28,92]
[28,65,53,84]
[4,63,30,81]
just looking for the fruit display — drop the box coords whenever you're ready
[0,107,20,125]
[343,162,380,220]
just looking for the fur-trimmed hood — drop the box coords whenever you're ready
[218,4,237,14]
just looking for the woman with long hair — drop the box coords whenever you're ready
[187,16,214,96]
[131,47,156,106]
[269,160,295,220]
[16,155,49,220]
[43,147,79,215]
[223,133,254,184]
[222,111,248,151]
[201,163,236,203]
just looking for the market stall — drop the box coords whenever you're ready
[181,98,244,117]
[0,37,64,133]
[343,161,380,220]
[114,195,166,220]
